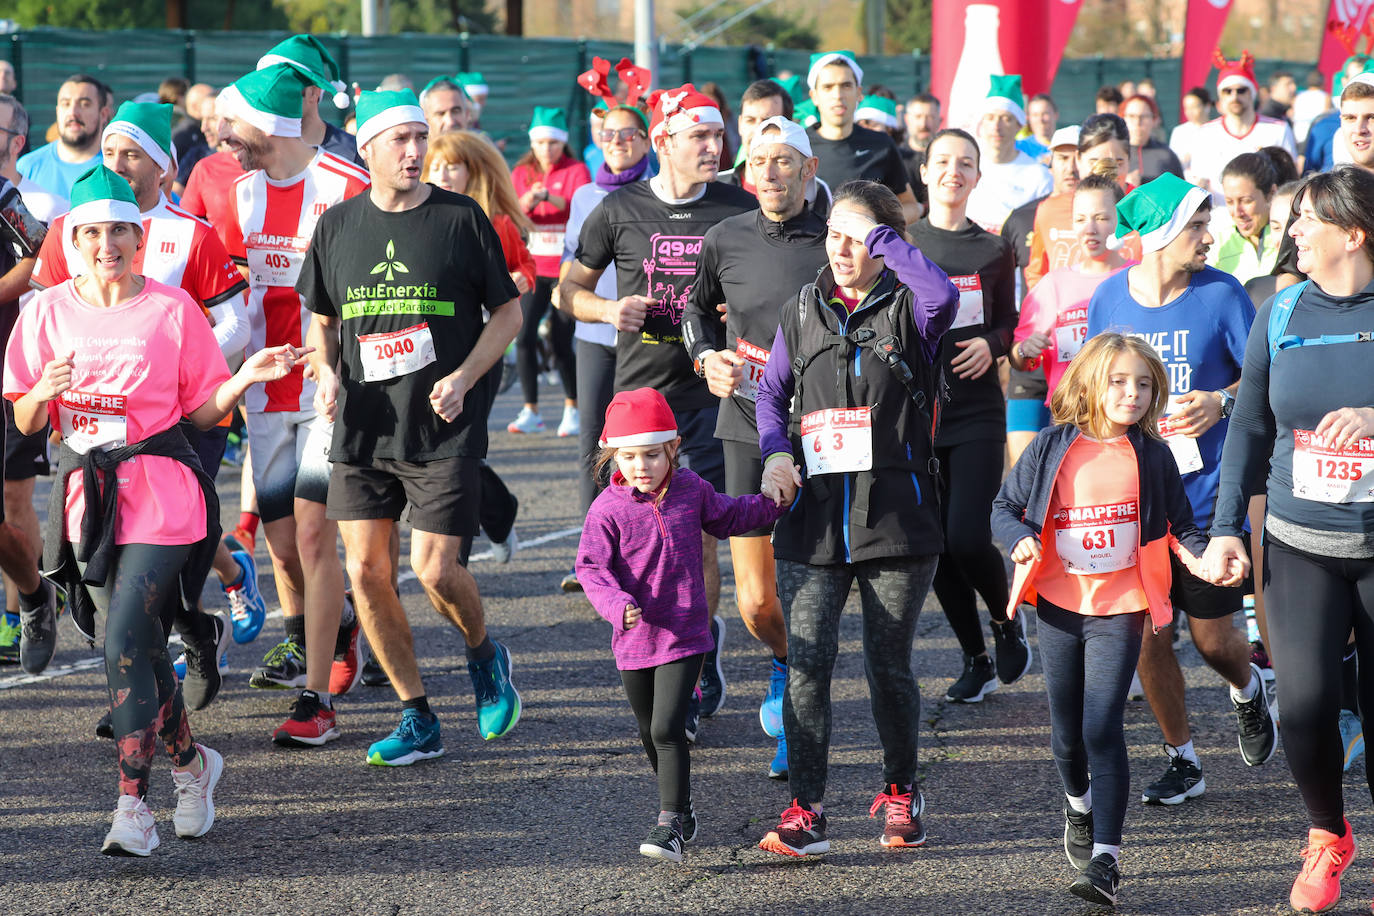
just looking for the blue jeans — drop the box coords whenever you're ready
[1036,598,1146,846]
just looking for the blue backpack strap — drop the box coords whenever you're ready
[1267,280,1307,361]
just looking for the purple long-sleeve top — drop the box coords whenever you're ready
[576,467,786,670]
[756,224,959,461]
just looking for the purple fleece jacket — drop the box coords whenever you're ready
[576,468,785,670]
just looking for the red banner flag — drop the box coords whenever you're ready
[1319,0,1374,81]
[930,0,1051,129]
[1180,0,1235,119]
[1045,0,1084,90]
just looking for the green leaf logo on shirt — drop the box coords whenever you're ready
[371,240,410,282]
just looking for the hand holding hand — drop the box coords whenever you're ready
[762,455,802,506]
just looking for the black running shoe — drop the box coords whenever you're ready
[559,571,583,593]
[1141,746,1205,805]
[1234,662,1278,767]
[249,637,306,689]
[685,691,701,744]
[945,653,997,703]
[1064,804,1094,873]
[1069,852,1120,906]
[639,823,684,862]
[698,614,726,716]
[181,613,229,712]
[990,615,1032,684]
[96,708,113,740]
[682,800,698,843]
[18,579,58,675]
[360,655,390,687]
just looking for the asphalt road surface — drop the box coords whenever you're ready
[2,384,1367,915]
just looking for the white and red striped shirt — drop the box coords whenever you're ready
[225,149,370,413]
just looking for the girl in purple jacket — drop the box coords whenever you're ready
[576,387,787,863]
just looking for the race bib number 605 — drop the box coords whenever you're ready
[800,407,873,476]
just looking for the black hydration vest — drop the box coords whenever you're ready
[772,268,947,566]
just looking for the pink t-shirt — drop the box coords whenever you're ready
[1015,263,1133,402]
[3,279,230,546]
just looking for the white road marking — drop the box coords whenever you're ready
[0,525,583,691]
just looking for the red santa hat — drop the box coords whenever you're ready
[1213,49,1257,97]
[600,388,679,448]
[647,83,723,142]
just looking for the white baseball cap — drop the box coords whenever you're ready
[749,115,813,158]
[1049,126,1080,150]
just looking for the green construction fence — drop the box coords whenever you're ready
[0,28,1318,162]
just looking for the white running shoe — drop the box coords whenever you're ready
[491,527,519,564]
[557,406,580,438]
[171,744,223,838]
[507,407,544,434]
[102,795,160,856]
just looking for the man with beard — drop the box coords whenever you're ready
[1187,52,1296,201]
[216,64,371,739]
[563,84,757,726]
[1086,174,1276,807]
[17,73,110,199]
[682,116,827,779]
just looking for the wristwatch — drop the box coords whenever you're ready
[1218,389,1235,419]
[693,350,713,379]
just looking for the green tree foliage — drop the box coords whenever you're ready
[10,0,287,29]
[883,0,932,54]
[678,2,819,50]
[271,0,496,34]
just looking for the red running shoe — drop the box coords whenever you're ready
[272,691,341,747]
[330,595,368,696]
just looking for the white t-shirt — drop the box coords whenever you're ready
[1291,88,1332,145]
[1169,121,1205,171]
[965,151,1052,235]
[16,176,67,225]
[1188,116,1298,203]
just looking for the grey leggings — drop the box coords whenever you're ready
[778,555,938,807]
[1036,599,1145,846]
[79,543,197,798]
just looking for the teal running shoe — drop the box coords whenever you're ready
[469,641,521,740]
[769,731,789,781]
[1341,709,1365,772]
[367,709,445,766]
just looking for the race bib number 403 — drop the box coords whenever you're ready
[801,407,873,476]
[357,322,437,382]
[1292,429,1374,503]
[1053,501,1140,575]
[58,390,128,455]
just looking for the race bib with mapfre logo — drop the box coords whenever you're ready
[245,233,308,287]
[801,407,873,475]
[949,274,985,330]
[57,390,128,455]
[528,225,566,258]
[1292,429,1374,503]
[1053,500,1140,575]
[357,322,437,382]
[733,339,770,402]
[1054,305,1088,361]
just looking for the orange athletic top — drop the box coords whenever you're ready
[1034,435,1149,616]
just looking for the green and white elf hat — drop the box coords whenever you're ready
[67,164,142,231]
[258,34,351,109]
[528,106,569,143]
[418,75,472,104]
[983,73,1026,125]
[102,101,175,173]
[855,96,898,129]
[793,98,820,129]
[807,50,863,90]
[221,65,307,138]
[354,89,426,150]
[1115,173,1211,254]
[457,72,489,97]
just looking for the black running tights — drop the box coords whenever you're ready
[933,439,1011,657]
[620,654,703,813]
[1264,535,1374,834]
[79,543,198,798]
[516,277,576,405]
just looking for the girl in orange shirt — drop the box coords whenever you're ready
[991,333,1218,908]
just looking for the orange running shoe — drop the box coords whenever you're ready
[1289,819,1355,913]
[759,800,828,857]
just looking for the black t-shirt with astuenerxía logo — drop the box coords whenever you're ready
[299,186,519,464]
[575,179,757,413]
[806,124,912,198]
